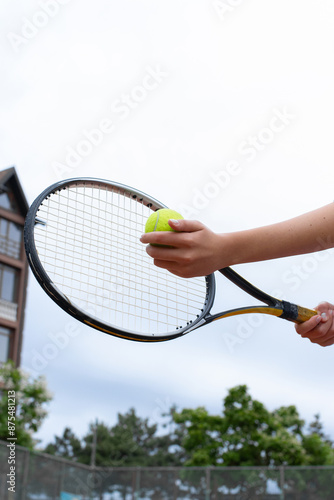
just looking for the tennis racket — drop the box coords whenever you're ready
[24,177,317,343]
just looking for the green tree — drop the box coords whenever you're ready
[44,427,82,460]
[172,385,334,467]
[45,408,183,466]
[107,408,160,466]
[302,414,334,466]
[0,361,52,448]
[44,386,334,469]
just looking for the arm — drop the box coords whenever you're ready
[140,203,334,347]
[140,203,334,278]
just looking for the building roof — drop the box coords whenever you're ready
[0,167,29,217]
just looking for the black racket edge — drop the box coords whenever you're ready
[26,177,167,215]
[23,177,216,343]
[218,267,317,324]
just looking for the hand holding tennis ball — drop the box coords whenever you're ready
[145,208,184,246]
[142,211,223,277]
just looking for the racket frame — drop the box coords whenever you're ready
[24,178,216,342]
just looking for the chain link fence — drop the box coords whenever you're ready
[1,440,334,499]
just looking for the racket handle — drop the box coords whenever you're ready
[295,306,318,324]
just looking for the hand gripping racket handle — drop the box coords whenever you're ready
[294,306,318,324]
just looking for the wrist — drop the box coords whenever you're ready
[214,232,242,268]
[216,228,275,267]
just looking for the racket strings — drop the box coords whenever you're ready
[33,184,208,335]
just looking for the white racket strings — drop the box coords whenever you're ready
[33,184,208,335]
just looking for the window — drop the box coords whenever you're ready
[0,326,11,363]
[0,218,22,259]
[0,264,18,302]
[0,264,19,322]
[0,189,19,212]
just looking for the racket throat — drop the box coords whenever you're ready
[209,306,283,323]
[184,317,208,333]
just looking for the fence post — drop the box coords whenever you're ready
[132,468,141,500]
[21,447,30,500]
[206,467,211,500]
[279,466,285,500]
[57,462,65,499]
[173,468,178,500]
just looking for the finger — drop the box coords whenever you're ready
[314,302,332,314]
[317,308,334,324]
[152,259,193,278]
[167,219,204,232]
[297,317,332,341]
[318,336,334,347]
[140,219,204,244]
[145,245,180,262]
[307,330,334,345]
[141,230,191,247]
[302,325,331,340]
[141,232,178,246]
[152,258,175,270]
[151,258,185,275]
[295,315,322,335]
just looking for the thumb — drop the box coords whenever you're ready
[168,219,204,232]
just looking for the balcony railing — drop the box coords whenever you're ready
[0,299,17,322]
[0,234,21,260]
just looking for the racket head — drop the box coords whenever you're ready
[24,178,215,342]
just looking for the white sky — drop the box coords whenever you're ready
[2,0,334,447]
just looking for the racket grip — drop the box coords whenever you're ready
[295,306,318,324]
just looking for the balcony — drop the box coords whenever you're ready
[0,299,17,322]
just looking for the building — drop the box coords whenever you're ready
[0,167,29,366]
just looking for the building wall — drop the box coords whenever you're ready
[0,168,29,366]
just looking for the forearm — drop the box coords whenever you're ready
[141,203,334,278]
[225,203,334,266]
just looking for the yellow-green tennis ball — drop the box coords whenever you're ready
[145,209,183,246]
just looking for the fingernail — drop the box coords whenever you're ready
[169,219,179,225]
[321,312,328,321]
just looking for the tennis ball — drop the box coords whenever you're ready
[145,209,183,246]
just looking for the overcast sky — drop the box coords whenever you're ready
[1,0,334,447]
